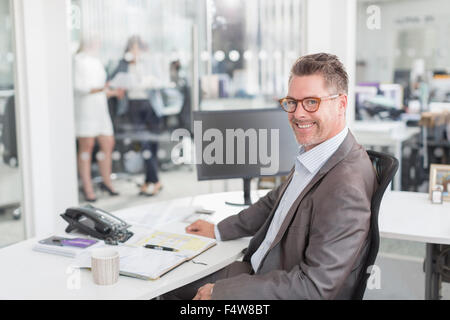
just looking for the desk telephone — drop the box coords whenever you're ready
[60,205,133,245]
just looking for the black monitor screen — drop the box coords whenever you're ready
[193,108,298,181]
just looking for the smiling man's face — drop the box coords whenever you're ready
[287,74,347,151]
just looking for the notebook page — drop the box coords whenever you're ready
[132,231,216,258]
[119,247,186,279]
[73,245,187,280]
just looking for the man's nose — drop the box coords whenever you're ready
[292,101,308,119]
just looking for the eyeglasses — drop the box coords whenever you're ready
[278,94,341,113]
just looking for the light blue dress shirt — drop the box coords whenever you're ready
[215,126,349,273]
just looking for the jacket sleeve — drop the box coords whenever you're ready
[107,59,127,81]
[211,181,372,300]
[216,179,288,241]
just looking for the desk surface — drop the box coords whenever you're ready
[1,190,449,299]
[0,191,257,300]
[379,191,450,244]
[352,120,420,144]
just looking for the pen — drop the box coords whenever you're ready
[144,244,178,252]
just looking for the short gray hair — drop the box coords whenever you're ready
[289,53,348,94]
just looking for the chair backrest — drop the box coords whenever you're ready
[351,150,399,299]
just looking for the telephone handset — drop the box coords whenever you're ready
[60,204,133,245]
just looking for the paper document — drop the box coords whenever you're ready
[132,231,216,257]
[73,231,216,280]
[74,245,186,280]
[113,203,198,229]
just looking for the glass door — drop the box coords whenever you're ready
[197,0,305,111]
[70,0,196,207]
[0,0,24,247]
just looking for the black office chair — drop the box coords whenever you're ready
[351,150,399,300]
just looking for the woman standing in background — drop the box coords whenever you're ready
[111,35,163,196]
[73,38,124,202]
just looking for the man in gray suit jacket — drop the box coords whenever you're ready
[169,53,377,300]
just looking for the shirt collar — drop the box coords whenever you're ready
[296,126,349,173]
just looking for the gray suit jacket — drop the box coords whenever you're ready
[211,131,378,300]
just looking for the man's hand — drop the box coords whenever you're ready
[185,219,215,238]
[114,88,126,99]
[193,283,214,300]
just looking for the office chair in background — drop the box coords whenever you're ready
[351,150,399,300]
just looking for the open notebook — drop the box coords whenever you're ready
[74,231,217,280]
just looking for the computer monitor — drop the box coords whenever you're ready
[379,84,404,109]
[193,108,298,205]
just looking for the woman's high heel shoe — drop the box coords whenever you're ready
[99,182,119,196]
[82,190,97,203]
[152,183,163,195]
[138,183,162,197]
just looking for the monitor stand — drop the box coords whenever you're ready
[225,178,252,206]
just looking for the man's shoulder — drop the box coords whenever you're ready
[322,143,376,188]
[340,143,373,172]
[310,144,376,216]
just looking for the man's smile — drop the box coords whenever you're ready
[296,123,314,129]
[292,120,317,130]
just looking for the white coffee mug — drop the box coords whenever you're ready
[91,248,120,285]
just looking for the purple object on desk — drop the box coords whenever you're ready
[61,238,97,248]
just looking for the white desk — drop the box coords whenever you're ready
[2,189,448,300]
[379,191,450,300]
[352,121,420,191]
[379,191,450,245]
[0,191,261,300]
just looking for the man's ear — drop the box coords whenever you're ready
[339,94,348,114]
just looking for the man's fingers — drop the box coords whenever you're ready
[186,220,215,238]
[186,220,202,232]
[186,223,199,232]
[193,289,202,300]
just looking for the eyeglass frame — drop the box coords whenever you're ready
[278,94,342,113]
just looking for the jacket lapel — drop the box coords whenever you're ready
[244,168,295,260]
[264,131,357,255]
[255,169,295,236]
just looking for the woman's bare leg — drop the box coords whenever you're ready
[77,137,96,199]
[97,135,116,191]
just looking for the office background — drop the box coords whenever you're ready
[0,0,449,299]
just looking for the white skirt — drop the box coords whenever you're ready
[74,92,114,138]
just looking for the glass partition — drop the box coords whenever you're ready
[0,0,25,247]
[355,0,450,193]
[357,0,450,108]
[70,0,306,210]
[198,0,304,111]
[71,0,202,209]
